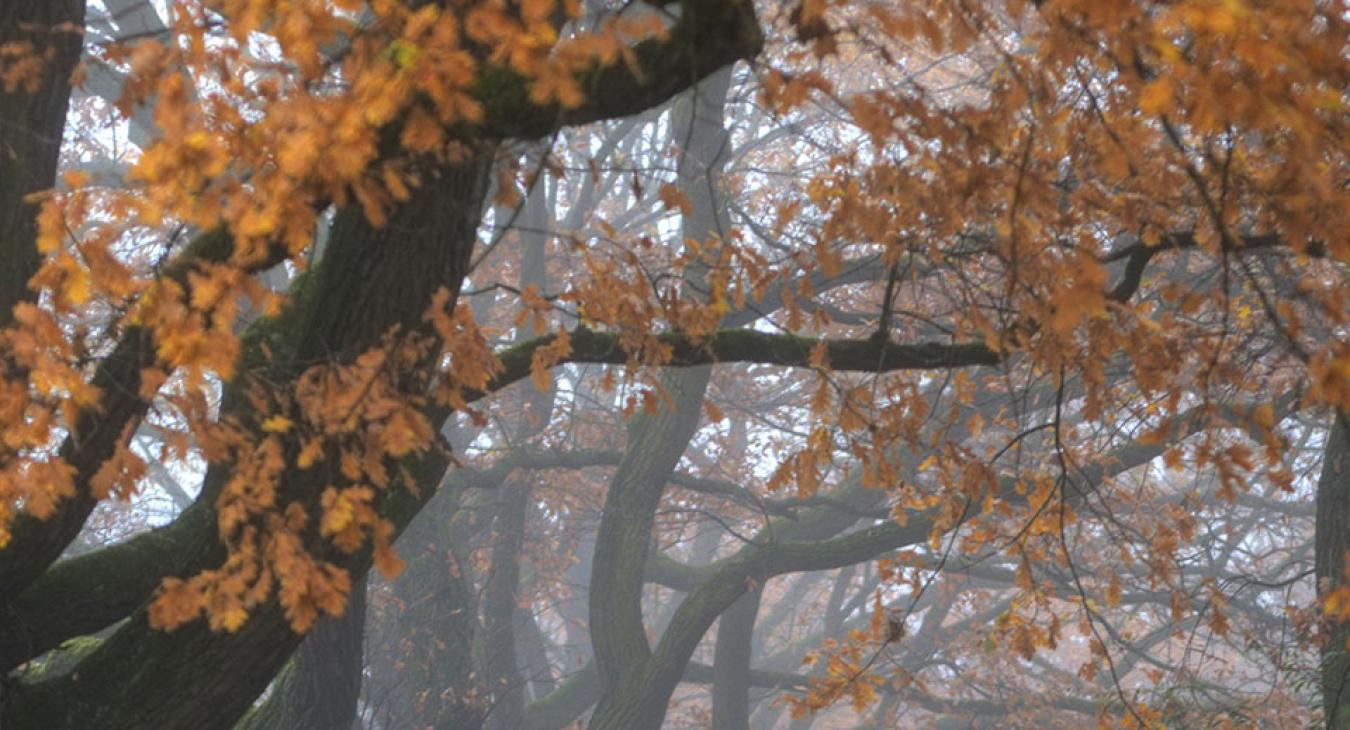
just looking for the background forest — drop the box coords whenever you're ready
[0,0,1347,728]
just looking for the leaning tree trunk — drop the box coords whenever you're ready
[1,148,497,730]
[0,0,85,326]
[234,577,367,730]
[1316,414,1350,727]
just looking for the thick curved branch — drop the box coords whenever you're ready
[0,228,290,610]
[477,0,761,140]
[0,0,761,602]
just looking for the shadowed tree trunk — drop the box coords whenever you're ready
[1317,414,1350,727]
[2,148,499,730]
[0,0,85,327]
[235,577,367,730]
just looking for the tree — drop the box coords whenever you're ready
[0,1,1346,729]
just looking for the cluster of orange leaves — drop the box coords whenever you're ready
[0,0,680,624]
[559,230,782,413]
[150,335,426,633]
[753,0,1345,721]
[148,285,507,633]
[0,39,45,94]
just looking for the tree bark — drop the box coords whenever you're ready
[711,587,763,730]
[0,0,85,326]
[1,150,496,730]
[1317,414,1350,727]
[234,577,367,730]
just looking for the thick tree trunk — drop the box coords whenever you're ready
[0,0,106,626]
[0,0,85,326]
[1317,414,1350,727]
[234,578,367,730]
[1,149,496,730]
[586,365,713,730]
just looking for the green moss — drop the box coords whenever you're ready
[236,269,318,375]
[19,634,104,682]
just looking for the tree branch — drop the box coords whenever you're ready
[485,326,1001,399]
[477,0,761,140]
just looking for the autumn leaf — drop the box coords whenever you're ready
[658,183,692,215]
[261,415,294,433]
[1139,77,1174,115]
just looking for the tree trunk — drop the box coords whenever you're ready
[1,148,496,730]
[235,577,367,730]
[587,64,732,730]
[481,480,533,730]
[711,587,763,730]
[1317,414,1350,727]
[0,0,85,326]
[586,366,713,730]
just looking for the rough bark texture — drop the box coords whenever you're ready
[234,578,367,730]
[0,0,85,326]
[1317,415,1350,727]
[0,2,768,726]
[2,150,496,730]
